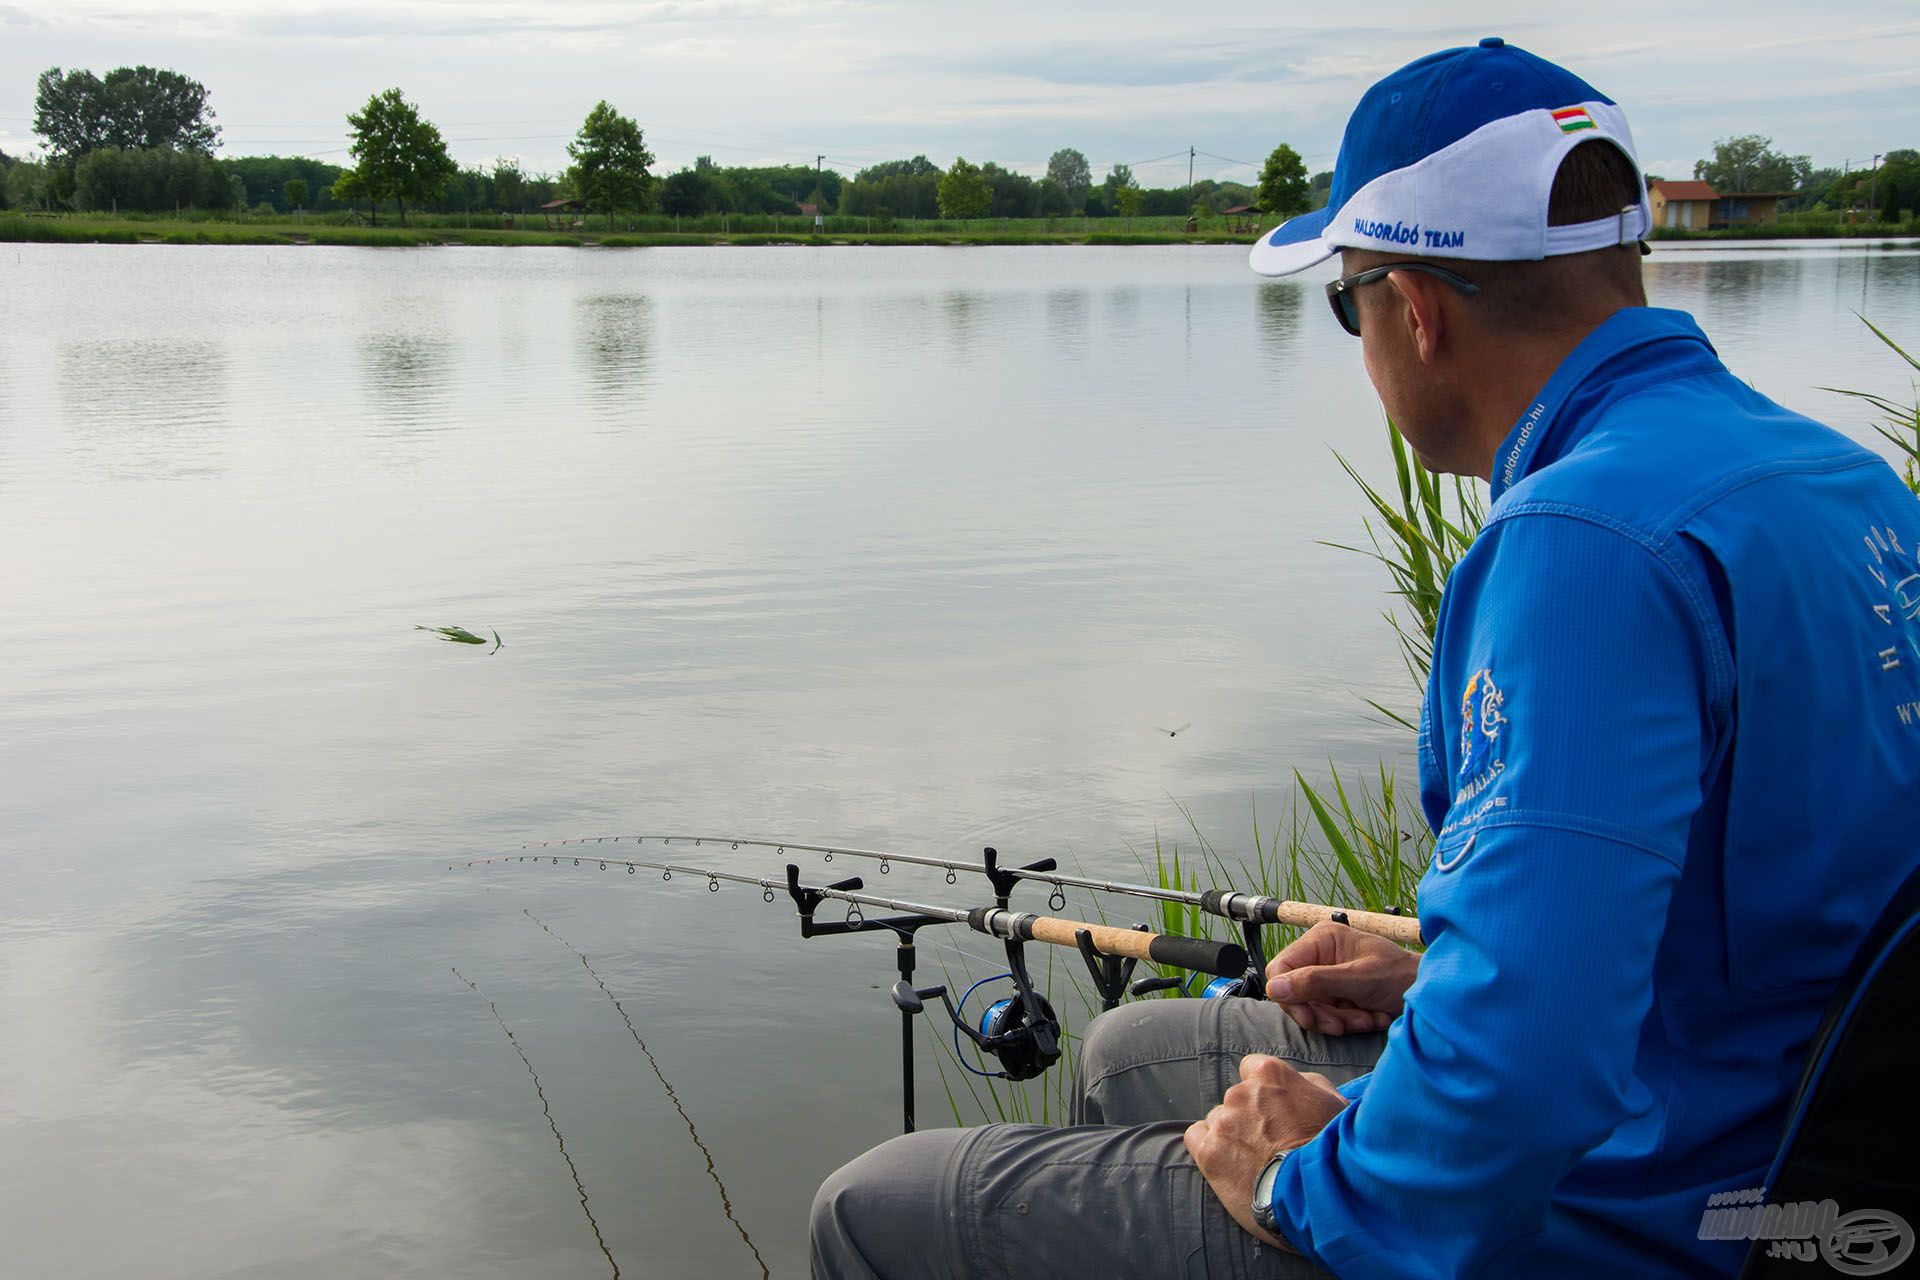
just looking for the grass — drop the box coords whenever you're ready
[12,205,1917,249]
[1649,212,1919,242]
[937,417,1482,1126]
[1,209,1260,248]
[1825,318,1920,496]
[948,315,1920,1125]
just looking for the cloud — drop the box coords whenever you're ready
[901,25,1471,91]
[14,0,883,41]
[1742,19,1920,51]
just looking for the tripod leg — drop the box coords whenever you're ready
[898,941,916,1133]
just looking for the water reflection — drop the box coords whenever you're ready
[942,289,986,353]
[1104,285,1142,333]
[1045,288,1091,357]
[577,294,653,419]
[8,243,1920,1280]
[358,331,453,433]
[1257,281,1305,350]
[58,338,230,481]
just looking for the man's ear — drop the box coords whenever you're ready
[1385,269,1448,365]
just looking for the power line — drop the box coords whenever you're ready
[1117,149,1190,169]
[1196,149,1259,169]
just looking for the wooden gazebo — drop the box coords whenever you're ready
[1222,204,1260,235]
[540,198,585,230]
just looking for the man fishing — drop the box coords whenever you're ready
[811,38,1920,1279]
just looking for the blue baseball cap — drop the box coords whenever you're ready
[1250,37,1650,276]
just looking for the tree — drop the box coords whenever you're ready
[34,65,220,158]
[980,161,1037,218]
[842,156,941,219]
[491,158,526,213]
[936,156,991,219]
[1693,134,1811,194]
[343,88,456,226]
[70,145,224,211]
[283,176,309,212]
[566,101,655,225]
[330,168,369,220]
[1046,147,1092,209]
[1308,169,1334,210]
[1114,184,1145,227]
[1036,177,1074,217]
[1103,163,1137,197]
[1258,143,1310,217]
[660,168,712,217]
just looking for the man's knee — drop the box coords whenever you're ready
[810,1129,968,1280]
[1078,997,1205,1083]
[1075,996,1386,1125]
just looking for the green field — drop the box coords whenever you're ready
[10,207,1914,249]
[0,209,1269,248]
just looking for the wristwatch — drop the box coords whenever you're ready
[1252,1147,1296,1243]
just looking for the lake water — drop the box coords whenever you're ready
[3,241,1916,1278]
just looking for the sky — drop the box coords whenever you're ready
[2,0,1916,187]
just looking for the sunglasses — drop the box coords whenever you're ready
[1325,262,1481,337]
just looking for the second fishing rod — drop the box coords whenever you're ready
[527,833,1425,997]
[462,850,1246,1133]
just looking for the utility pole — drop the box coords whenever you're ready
[815,154,826,231]
[1870,153,1882,221]
[1187,145,1195,211]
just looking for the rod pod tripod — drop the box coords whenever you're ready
[782,853,1156,1134]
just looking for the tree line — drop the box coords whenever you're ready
[1680,135,1915,219]
[2,63,1324,225]
[6,64,1910,227]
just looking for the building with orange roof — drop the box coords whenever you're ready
[1648,179,1794,230]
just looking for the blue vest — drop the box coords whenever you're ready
[1274,307,1920,1277]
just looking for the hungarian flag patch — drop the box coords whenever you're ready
[1551,106,1597,133]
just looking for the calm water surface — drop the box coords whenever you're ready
[2,242,1916,1277]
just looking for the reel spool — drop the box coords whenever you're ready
[977,990,1062,1081]
[952,974,1062,1082]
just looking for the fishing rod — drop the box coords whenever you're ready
[457,852,1246,1133]
[466,851,1246,979]
[525,834,1424,997]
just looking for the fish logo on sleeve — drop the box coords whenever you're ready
[1456,667,1508,798]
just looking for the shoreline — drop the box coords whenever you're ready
[5,214,1916,250]
[0,214,1253,248]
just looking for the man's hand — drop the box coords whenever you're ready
[1266,921,1420,1036]
[1184,1054,1350,1250]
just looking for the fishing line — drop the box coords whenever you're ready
[524,912,770,1280]
[451,967,620,1280]
[459,846,1255,1129]
[952,972,1015,1079]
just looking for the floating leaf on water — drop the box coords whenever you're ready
[415,624,503,653]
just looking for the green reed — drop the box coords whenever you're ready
[1826,318,1920,496]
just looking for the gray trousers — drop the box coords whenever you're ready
[810,997,1386,1279]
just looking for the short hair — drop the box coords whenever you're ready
[1348,139,1648,330]
[1548,138,1645,226]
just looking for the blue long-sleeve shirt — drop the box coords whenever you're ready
[1271,307,1920,1277]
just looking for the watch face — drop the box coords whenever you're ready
[1254,1153,1284,1204]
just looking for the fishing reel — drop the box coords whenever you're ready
[893,942,1063,1082]
[963,982,1061,1082]
[1129,969,1260,1000]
